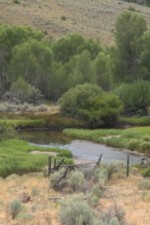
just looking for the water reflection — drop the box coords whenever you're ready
[17,130,70,145]
[18,130,144,163]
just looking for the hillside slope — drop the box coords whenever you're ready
[0,0,150,45]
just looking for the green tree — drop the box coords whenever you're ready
[52,33,85,63]
[67,50,95,87]
[111,12,147,84]
[0,24,43,95]
[47,62,68,101]
[52,33,101,64]
[80,38,101,60]
[93,51,111,90]
[139,31,150,80]
[7,39,52,97]
[114,81,150,115]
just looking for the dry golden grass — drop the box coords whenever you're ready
[0,173,149,225]
[0,174,61,225]
[101,175,150,225]
[0,0,150,45]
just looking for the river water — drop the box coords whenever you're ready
[18,130,143,164]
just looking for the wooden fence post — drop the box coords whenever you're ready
[93,154,102,172]
[126,155,130,177]
[48,156,52,176]
[54,158,57,170]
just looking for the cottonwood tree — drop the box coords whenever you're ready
[0,25,43,95]
[111,12,147,84]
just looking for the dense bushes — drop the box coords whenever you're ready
[50,169,85,193]
[60,196,98,225]
[59,84,123,128]
[114,81,150,116]
[10,77,43,104]
[49,165,127,225]
[60,196,126,225]
[59,83,103,118]
[58,165,127,225]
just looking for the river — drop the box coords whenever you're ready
[17,130,144,164]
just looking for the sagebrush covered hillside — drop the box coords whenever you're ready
[0,0,150,45]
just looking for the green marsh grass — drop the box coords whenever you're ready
[120,116,150,126]
[0,113,83,129]
[0,139,73,178]
[64,127,150,154]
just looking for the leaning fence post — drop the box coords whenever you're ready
[126,155,130,177]
[93,154,102,172]
[97,154,102,167]
[48,156,52,176]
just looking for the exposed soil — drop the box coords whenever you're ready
[0,0,150,45]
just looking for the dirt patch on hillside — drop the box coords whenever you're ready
[0,0,150,45]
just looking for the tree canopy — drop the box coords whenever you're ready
[0,11,150,119]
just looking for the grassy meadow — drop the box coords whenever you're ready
[0,139,73,178]
[64,126,150,155]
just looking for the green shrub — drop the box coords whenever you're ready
[8,200,22,219]
[59,196,98,225]
[10,77,43,104]
[142,167,150,177]
[107,161,126,178]
[59,83,102,117]
[59,84,123,128]
[92,185,103,198]
[94,167,108,185]
[138,178,150,190]
[31,188,39,197]
[86,192,99,208]
[114,81,150,116]
[86,184,103,207]
[49,168,68,191]
[13,0,20,4]
[50,169,85,193]
[102,203,126,225]
[61,15,66,21]
[67,170,85,192]
[58,150,73,158]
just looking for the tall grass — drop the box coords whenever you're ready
[64,127,150,154]
[121,116,150,126]
[0,113,83,129]
[0,139,73,178]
